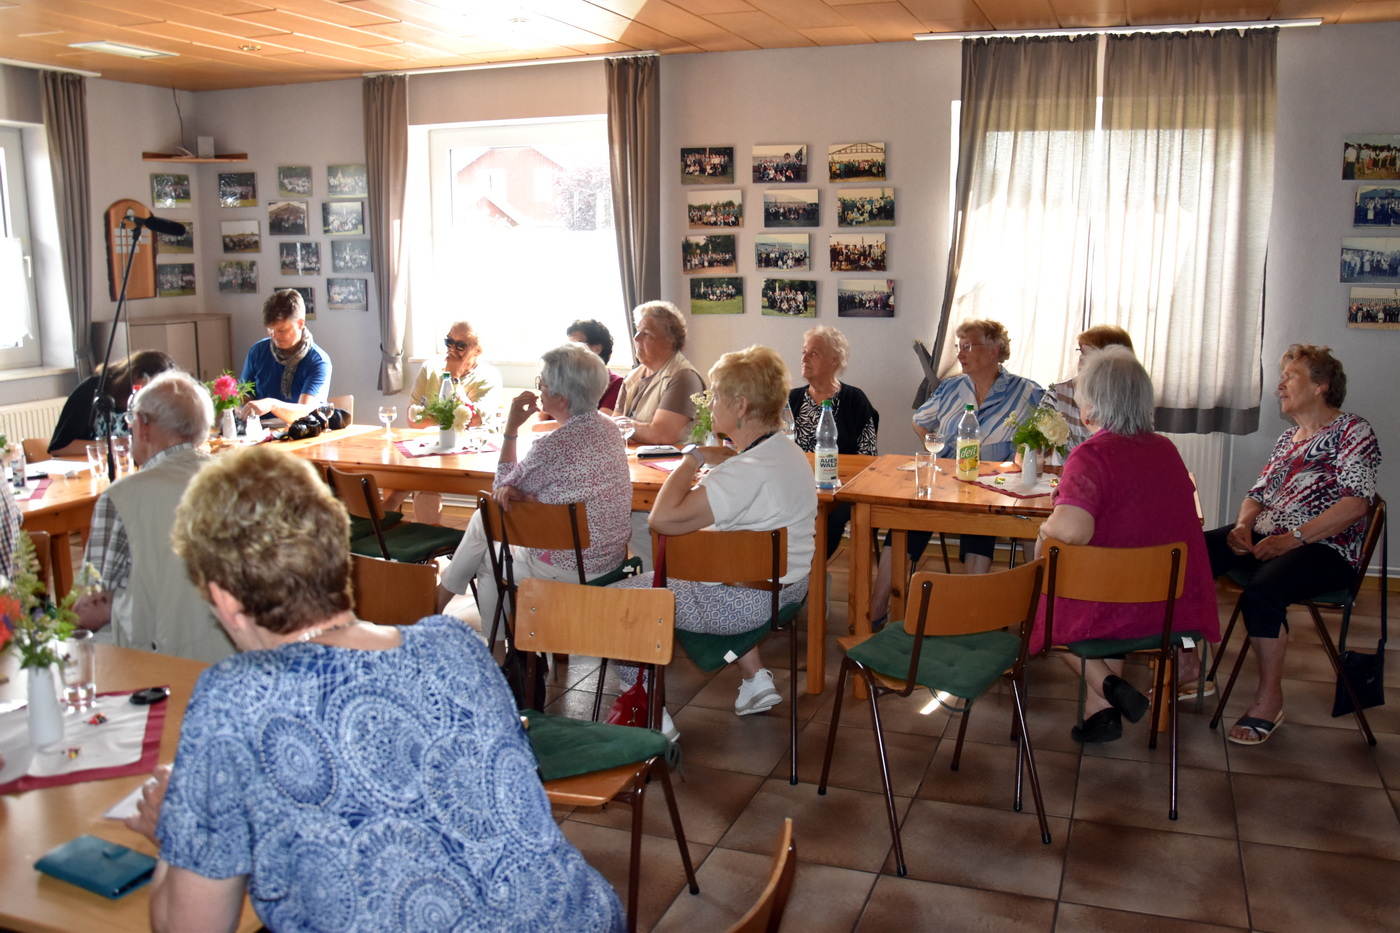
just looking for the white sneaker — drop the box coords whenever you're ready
[660,708,680,743]
[735,669,782,716]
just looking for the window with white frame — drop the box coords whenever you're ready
[0,125,41,369]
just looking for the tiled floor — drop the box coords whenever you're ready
[445,533,1400,933]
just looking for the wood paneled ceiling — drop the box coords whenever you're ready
[0,0,1393,92]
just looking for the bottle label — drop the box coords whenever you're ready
[815,451,838,487]
[956,441,980,480]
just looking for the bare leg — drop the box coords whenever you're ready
[434,584,454,614]
[1228,630,1287,741]
[384,489,409,511]
[414,491,443,525]
[1059,654,1123,716]
[736,646,763,679]
[963,553,992,575]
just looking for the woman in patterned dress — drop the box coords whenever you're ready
[122,446,623,932]
[1205,345,1381,746]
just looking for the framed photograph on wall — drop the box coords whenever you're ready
[760,278,816,317]
[331,239,372,272]
[327,164,368,198]
[327,277,368,311]
[687,189,742,228]
[763,189,818,228]
[1347,287,1400,328]
[828,143,886,182]
[1355,187,1400,226]
[680,146,734,185]
[1341,238,1400,283]
[830,233,887,272]
[151,173,190,208]
[279,241,321,275]
[157,222,193,253]
[217,260,258,293]
[1343,135,1400,180]
[217,172,256,207]
[323,200,364,235]
[277,165,312,197]
[220,220,260,253]
[290,285,316,320]
[682,234,737,274]
[268,200,309,236]
[838,279,895,318]
[752,144,807,183]
[156,263,195,298]
[836,187,895,227]
[756,234,809,272]
[689,277,743,314]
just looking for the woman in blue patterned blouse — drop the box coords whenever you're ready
[122,446,624,932]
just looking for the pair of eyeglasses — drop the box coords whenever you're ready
[123,410,138,427]
[444,336,472,352]
[534,375,547,391]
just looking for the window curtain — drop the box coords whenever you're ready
[936,31,1276,434]
[1098,30,1276,434]
[606,55,660,364]
[363,74,410,393]
[935,37,1099,389]
[40,71,92,376]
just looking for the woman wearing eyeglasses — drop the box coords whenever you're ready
[390,320,504,522]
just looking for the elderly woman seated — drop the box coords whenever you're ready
[123,446,624,932]
[1032,347,1219,743]
[1045,324,1136,452]
[614,300,704,446]
[436,343,633,624]
[614,346,816,740]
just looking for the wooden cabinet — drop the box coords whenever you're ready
[93,313,232,381]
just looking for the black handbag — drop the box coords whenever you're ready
[1332,648,1385,717]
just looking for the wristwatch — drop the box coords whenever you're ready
[680,443,702,465]
[1291,527,1305,543]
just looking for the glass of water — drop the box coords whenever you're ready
[779,400,797,441]
[61,630,96,712]
[378,405,397,440]
[615,416,636,445]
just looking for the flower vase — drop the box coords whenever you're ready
[1019,445,1040,487]
[439,427,458,451]
[26,665,64,748]
[219,408,237,438]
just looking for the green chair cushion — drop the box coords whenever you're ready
[347,511,402,541]
[846,624,1021,700]
[350,521,461,563]
[587,556,644,588]
[525,712,669,781]
[675,600,804,673]
[1066,631,1204,659]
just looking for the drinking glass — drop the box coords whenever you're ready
[615,416,636,445]
[85,442,109,479]
[60,630,96,712]
[378,405,397,440]
[110,438,133,475]
[779,401,797,441]
[914,452,939,499]
[922,419,941,455]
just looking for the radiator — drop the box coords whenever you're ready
[1161,432,1226,529]
[0,397,66,445]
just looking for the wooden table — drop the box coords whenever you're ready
[0,646,261,933]
[17,471,105,598]
[838,455,1055,641]
[293,428,872,694]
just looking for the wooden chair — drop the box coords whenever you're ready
[327,394,353,421]
[25,530,55,596]
[819,560,1050,876]
[326,466,460,564]
[21,438,57,463]
[514,578,699,932]
[654,527,804,785]
[349,554,436,625]
[726,818,797,933]
[1208,495,1387,746]
[1043,539,1193,820]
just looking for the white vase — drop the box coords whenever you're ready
[219,408,237,438]
[1019,445,1040,486]
[26,665,64,749]
[439,427,458,450]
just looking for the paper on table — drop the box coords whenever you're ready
[27,458,90,478]
[105,784,144,821]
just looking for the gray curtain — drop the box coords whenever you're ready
[606,55,660,365]
[363,74,410,393]
[41,71,92,377]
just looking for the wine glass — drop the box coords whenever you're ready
[378,404,397,440]
[615,416,636,446]
[922,417,941,454]
[779,401,797,441]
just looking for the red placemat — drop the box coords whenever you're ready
[17,477,52,502]
[962,469,1056,500]
[0,690,167,794]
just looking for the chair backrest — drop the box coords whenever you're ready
[326,466,390,558]
[905,558,1045,637]
[475,496,591,554]
[350,554,436,625]
[1042,539,1186,649]
[21,438,53,462]
[515,577,674,665]
[327,394,353,420]
[1347,495,1387,601]
[726,818,797,933]
[655,528,787,588]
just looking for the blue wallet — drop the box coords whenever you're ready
[34,834,157,899]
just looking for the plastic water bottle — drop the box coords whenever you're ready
[955,403,981,482]
[814,399,838,490]
[438,372,454,402]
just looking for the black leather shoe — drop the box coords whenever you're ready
[1071,707,1123,744]
[1103,674,1149,724]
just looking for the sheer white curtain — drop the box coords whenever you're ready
[938,31,1277,434]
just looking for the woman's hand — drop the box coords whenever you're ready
[123,764,172,845]
[504,391,538,433]
[1225,523,1255,556]
[687,444,737,468]
[491,484,523,512]
[1253,531,1302,562]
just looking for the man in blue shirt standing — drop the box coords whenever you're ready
[240,289,332,423]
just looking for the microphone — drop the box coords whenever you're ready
[132,213,187,237]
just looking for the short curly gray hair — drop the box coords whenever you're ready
[803,326,850,374]
[633,300,687,352]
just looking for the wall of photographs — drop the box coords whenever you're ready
[680,142,895,321]
[1340,135,1400,331]
[149,162,373,317]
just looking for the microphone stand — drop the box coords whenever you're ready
[93,215,146,483]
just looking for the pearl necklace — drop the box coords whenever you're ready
[289,618,360,645]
